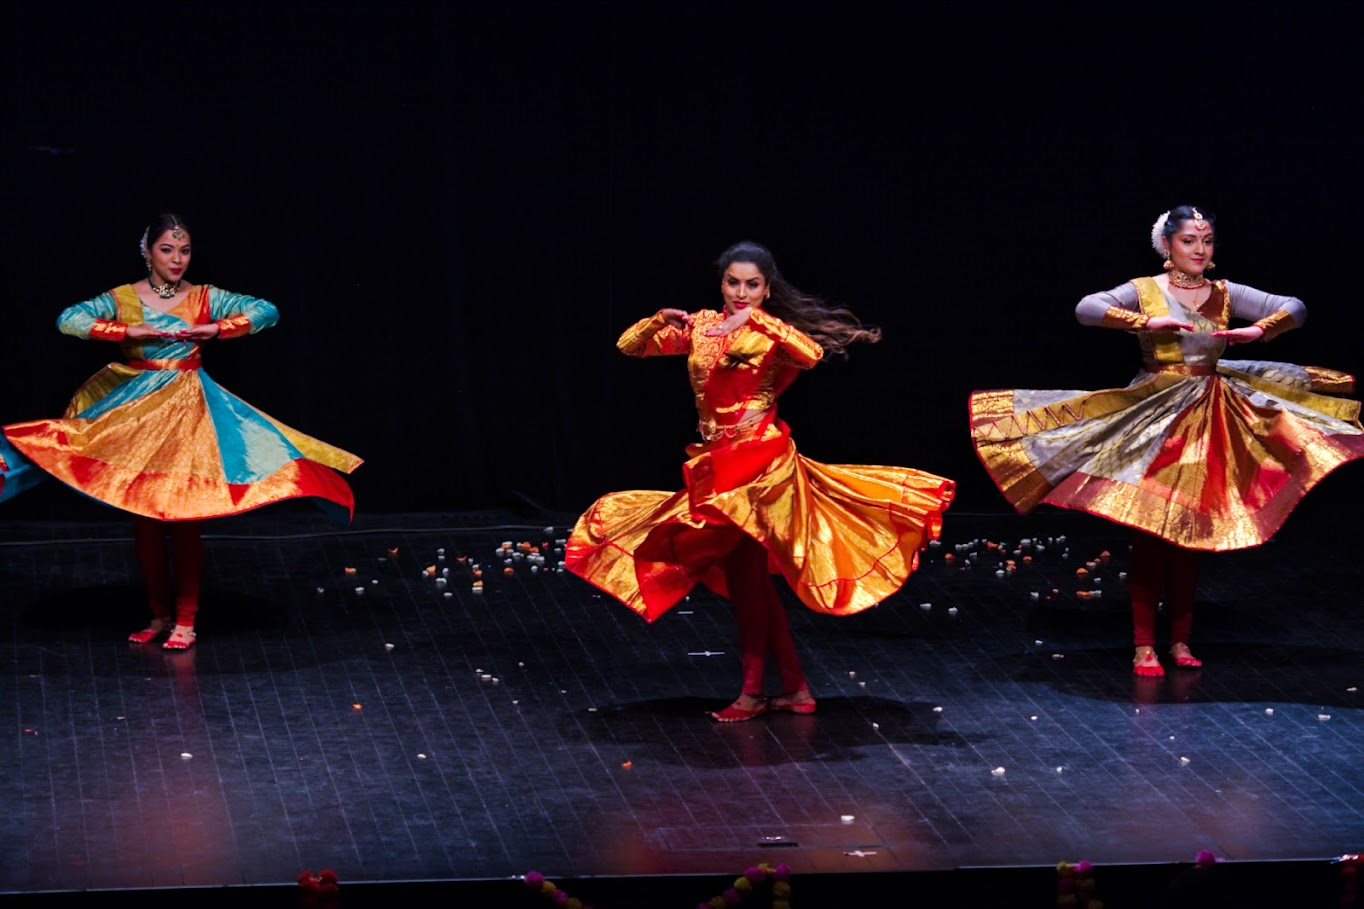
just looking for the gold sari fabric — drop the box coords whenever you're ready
[971,278,1364,550]
[568,309,954,622]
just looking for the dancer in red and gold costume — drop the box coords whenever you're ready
[568,241,954,721]
[971,205,1364,676]
[3,213,362,650]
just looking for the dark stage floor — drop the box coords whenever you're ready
[2,504,1362,906]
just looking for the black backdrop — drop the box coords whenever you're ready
[6,1,1362,521]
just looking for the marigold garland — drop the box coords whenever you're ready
[1338,853,1360,909]
[1056,860,1102,909]
[297,868,340,908]
[522,863,792,909]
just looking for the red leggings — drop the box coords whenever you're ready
[720,534,807,696]
[1128,531,1198,648]
[133,517,204,627]
[665,524,807,696]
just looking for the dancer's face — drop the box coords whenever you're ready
[147,230,192,284]
[720,262,769,315]
[1167,220,1214,275]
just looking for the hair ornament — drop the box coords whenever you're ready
[1190,207,1207,230]
[1150,211,1171,257]
[171,226,186,240]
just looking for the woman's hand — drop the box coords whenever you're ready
[1211,325,1265,345]
[660,309,692,330]
[124,325,168,340]
[171,323,222,341]
[705,306,753,337]
[1145,315,1195,333]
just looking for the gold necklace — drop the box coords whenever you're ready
[1167,268,1207,290]
[148,276,181,299]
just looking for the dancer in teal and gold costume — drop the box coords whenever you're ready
[971,205,1364,676]
[3,213,362,649]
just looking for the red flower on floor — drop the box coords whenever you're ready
[298,868,340,907]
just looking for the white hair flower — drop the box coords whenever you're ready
[1150,211,1171,257]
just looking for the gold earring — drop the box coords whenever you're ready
[1163,259,1174,271]
[1206,260,1216,271]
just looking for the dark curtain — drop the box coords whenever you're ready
[5,2,1361,521]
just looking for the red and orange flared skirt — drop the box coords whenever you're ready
[567,419,955,622]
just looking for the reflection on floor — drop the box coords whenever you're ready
[1,506,1361,900]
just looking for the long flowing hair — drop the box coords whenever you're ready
[715,241,880,361]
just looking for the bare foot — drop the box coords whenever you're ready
[1133,646,1164,678]
[128,618,170,644]
[770,689,817,714]
[1170,642,1202,669]
[163,625,197,650]
[711,693,768,722]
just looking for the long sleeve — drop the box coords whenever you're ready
[57,291,128,341]
[209,287,279,339]
[1227,281,1305,342]
[747,308,823,369]
[616,311,692,357]
[1075,283,1148,330]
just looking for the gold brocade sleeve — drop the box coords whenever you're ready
[616,312,691,357]
[215,314,254,339]
[1253,309,1295,342]
[1098,305,1150,331]
[58,288,133,342]
[747,308,823,368]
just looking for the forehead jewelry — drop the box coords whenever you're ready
[170,226,186,239]
[1190,208,1207,230]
